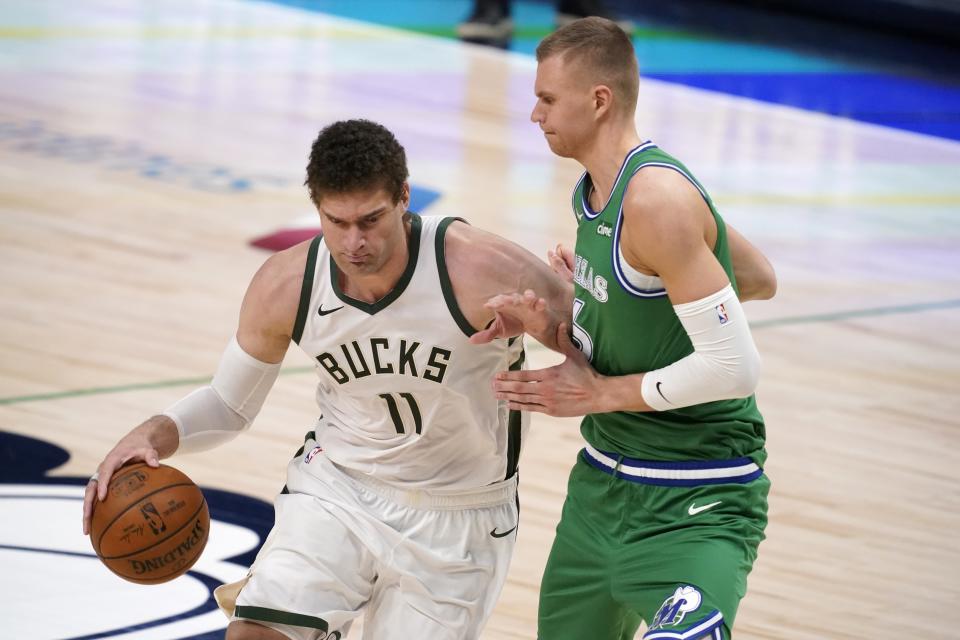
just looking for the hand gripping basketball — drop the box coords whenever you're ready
[88,462,210,584]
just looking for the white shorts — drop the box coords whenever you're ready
[214,441,519,640]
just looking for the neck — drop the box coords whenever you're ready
[579,120,643,205]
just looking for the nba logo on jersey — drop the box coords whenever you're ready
[716,303,729,324]
[305,445,323,464]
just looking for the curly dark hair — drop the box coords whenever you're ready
[304,119,409,206]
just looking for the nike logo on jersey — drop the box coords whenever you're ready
[318,304,344,316]
[687,501,722,516]
[490,525,517,538]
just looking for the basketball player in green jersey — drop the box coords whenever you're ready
[472,17,777,640]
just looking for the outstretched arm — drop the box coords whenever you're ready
[470,229,773,352]
[471,241,578,352]
[82,244,303,534]
[727,223,776,302]
[493,168,763,416]
[443,221,572,348]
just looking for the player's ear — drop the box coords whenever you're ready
[400,181,411,210]
[593,84,613,118]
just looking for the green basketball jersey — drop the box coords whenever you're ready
[571,142,766,465]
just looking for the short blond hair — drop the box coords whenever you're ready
[536,17,639,113]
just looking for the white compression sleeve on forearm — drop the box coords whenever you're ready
[163,335,281,455]
[640,285,760,411]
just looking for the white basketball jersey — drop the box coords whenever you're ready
[292,215,528,491]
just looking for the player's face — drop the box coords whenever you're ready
[531,54,597,158]
[318,184,410,278]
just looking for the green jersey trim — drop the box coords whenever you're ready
[609,161,717,299]
[504,339,525,480]
[292,234,323,345]
[235,605,333,633]
[582,444,763,486]
[572,143,765,463]
[434,216,476,337]
[291,428,318,459]
[329,214,422,315]
[576,141,656,222]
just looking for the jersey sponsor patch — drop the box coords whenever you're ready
[650,585,703,630]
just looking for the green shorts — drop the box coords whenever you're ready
[538,447,769,640]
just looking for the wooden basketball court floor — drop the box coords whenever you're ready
[1,1,959,638]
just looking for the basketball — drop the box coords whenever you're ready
[89,462,210,585]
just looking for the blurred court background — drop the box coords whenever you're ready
[1,1,958,638]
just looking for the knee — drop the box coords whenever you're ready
[226,620,288,640]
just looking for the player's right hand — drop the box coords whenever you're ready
[82,439,161,536]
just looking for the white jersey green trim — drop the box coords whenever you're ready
[293,215,529,490]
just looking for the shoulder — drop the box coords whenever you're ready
[443,218,542,286]
[622,165,708,240]
[252,238,311,296]
[241,238,313,336]
[443,218,512,271]
[441,218,550,331]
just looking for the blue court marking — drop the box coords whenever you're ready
[0,119,287,193]
[0,543,222,640]
[0,543,96,558]
[644,72,960,141]
[63,569,223,640]
[410,184,441,212]
[625,39,853,74]
[255,0,960,141]
[0,119,445,200]
[0,494,83,499]
[0,432,275,639]
[258,0,465,28]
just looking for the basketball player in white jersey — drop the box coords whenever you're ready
[81,119,571,640]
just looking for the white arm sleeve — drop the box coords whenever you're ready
[640,285,760,411]
[163,335,282,455]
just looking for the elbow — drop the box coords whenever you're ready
[739,264,777,302]
[757,263,778,300]
[730,349,762,398]
[760,271,778,300]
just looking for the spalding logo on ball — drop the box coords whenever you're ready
[90,462,210,584]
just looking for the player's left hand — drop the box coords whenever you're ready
[492,322,603,416]
[470,290,550,345]
[546,243,575,283]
